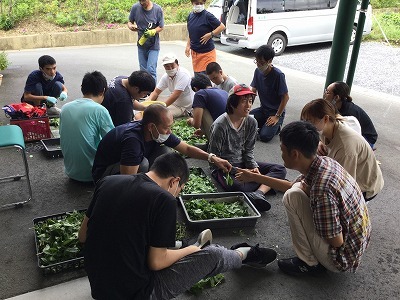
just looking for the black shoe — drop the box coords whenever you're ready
[245,191,271,212]
[231,242,277,268]
[278,257,326,276]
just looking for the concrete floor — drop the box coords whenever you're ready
[1,42,399,300]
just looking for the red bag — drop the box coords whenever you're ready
[2,103,47,119]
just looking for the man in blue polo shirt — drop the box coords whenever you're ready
[92,104,231,184]
[250,45,289,143]
[187,73,228,139]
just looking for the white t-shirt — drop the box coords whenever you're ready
[342,116,362,135]
[156,66,194,109]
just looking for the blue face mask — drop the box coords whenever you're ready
[151,124,170,143]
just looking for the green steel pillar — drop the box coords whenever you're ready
[346,0,370,91]
[325,0,359,90]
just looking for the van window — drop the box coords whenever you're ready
[256,0,338,14]
[257,0,284,14]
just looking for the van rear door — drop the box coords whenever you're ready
[224,0,249,36]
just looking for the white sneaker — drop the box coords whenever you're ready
[194,229,212,249]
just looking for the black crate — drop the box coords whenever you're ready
[40,138,63,158]
[33,209,86,275]
[179,192,261,230]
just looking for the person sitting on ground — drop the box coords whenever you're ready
[92,104,231,184]
[148,53,194,118]
[205,61,238,93]
[21,55,68,117]
[208,84,287,212]
[250,45,289,143]
[79,152,277,299]
[235,121,371,276]
[301,98,383,201]
[102,70,155,126]
[187,73,228,140]
[60,71,114,183]
[324,81,378,148]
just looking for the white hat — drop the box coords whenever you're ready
[162,53,177,65]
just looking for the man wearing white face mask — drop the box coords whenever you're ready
[21,55,68,116]
[148,53,194,118]
[92,104,232,184]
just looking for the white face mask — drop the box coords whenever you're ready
[168,182,180,198]
[193,4,205,13]
[258,63,269,73]
[151,124,170,143]
[42,72,55,81]
[166,68,178,77]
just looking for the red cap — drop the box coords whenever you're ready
[229,84,256,97]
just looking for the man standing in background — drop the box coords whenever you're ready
[128,0,164,81]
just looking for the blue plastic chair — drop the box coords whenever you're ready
[0,125,32,208]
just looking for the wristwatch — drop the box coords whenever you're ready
[208,153,216,163]
[210,31,215,38]
[275,112,281,117]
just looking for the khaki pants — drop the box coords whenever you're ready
[282,182,339,272]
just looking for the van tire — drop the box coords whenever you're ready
[267,33,287,56]
[350,25,357,45]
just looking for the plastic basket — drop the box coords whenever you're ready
[33,209,86,275]
[10,117,51,142]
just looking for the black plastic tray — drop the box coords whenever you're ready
[33,209,86,275]
[40,137,63,158]
[179,192,261,230]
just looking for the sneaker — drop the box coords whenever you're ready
[278,257,326,276]
[193,229,212,249]
[231,242,277,268]
[245,191,271,212]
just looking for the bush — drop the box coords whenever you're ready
[370,0,398,9]
[0,51,11,71]
[0,15,15,30]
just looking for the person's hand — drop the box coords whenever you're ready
[200,32,212,45]
[186,117,194,126]
[317,141,328,156]
[193,128,204,137]
[144,28,156,37]
[235,167,255,183]
[249,167,260,174]
[266,115,279,126]
[59,91,68,101]
[46,96,58,106]
[185,46,191,57]
[212,157,232,173]
[128,23,138,31]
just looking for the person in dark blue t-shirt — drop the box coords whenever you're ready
[187,73,228,139]
[92,103,232,183]
[185,0,225,74]
[250,45,290,143]
[21,55,68,116]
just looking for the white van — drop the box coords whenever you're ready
[220,0,373,55]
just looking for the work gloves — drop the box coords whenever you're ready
[46,96,58,106]
[59,91,68,101]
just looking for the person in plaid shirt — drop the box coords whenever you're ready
[235,121,371,276]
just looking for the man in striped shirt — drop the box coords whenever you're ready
[235,121,371,275]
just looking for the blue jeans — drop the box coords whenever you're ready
[138,47,159,81]
[250,107,285,143]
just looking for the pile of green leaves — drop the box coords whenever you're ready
[183,168,217,194]
[185,199,249,220]
[171,119,207,146]
[188,273,225,295]
[176,221,187,241]
[34,210,85,266]
[49,117,60,127]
